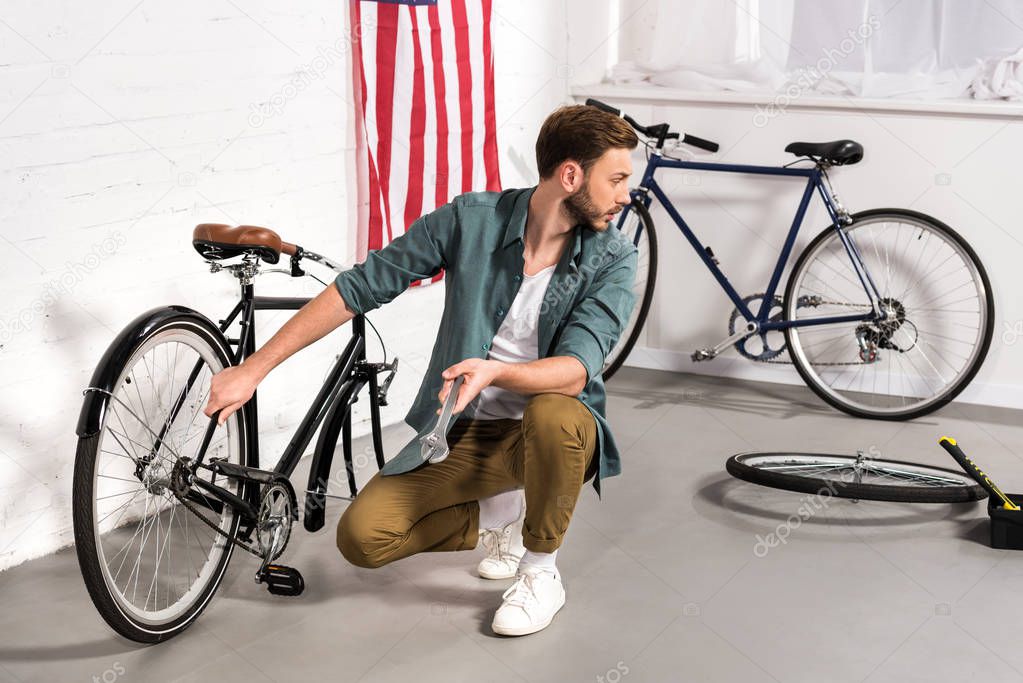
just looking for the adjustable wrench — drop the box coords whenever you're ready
[419,374,464,464]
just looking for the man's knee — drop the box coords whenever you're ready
[523,393,595,446]
[336,504,390,569]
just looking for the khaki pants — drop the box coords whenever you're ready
[336,393,598,568]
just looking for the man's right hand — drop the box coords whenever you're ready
[204,364,261,426]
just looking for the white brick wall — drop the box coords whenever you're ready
[0,0,583,571]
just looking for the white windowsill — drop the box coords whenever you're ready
[570,83,1023,119]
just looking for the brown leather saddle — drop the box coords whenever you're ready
[192,223,299,264]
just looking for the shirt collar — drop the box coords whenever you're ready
[502,185,584,272]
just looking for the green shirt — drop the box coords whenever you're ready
[333,185,638,497]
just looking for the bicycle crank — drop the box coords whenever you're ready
[252,476,304,596]
[728,293,787,361]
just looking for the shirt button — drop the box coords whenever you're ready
[513,275,521,282]
[482,343,489,350]
[496,308,505,316]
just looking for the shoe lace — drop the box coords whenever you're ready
[480,526,511,562]
[501,571,541,611]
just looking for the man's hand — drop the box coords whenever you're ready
[203,364,262,426]
[437,359,503,414]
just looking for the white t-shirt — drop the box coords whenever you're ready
[469,263,557,420]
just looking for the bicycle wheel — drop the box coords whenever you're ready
[602,200,657,381]
[726,452,987,503]
[73,310,246,643]
[784,209,993,420]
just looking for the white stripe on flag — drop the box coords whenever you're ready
[389,6,413,239]
[466,0,486,192]
[438,0,460,202]
[418,4,438,214]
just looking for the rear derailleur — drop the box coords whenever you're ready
[854,297,916,363]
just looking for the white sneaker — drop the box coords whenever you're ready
[491,563,566,636]
[477,497,526,580]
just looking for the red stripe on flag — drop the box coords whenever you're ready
[451,0,474,193]
[403,6,426,234]
[481,0,500,191]
[405,6,428,290]
[427,3,449,209]
[351,0,384,255]
[374,2,400,244]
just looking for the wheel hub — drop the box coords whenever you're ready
[855,297,914,360]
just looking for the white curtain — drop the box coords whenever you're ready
[610,0,1023,100]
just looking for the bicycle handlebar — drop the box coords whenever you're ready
[585,97,623,117]
[584,97,720,153]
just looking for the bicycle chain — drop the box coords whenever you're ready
[739,294,880,367]
[172,482,264,560]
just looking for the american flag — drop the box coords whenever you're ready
[350,0,502,286]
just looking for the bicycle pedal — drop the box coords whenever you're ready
[691,348,715,362]
[258,564,305,596]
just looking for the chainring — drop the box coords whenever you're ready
[256,478,298,563]
[728,293,788,361]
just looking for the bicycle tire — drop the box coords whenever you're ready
[73,309,247,643]
[602,200,658,382]
[726,451,987,503]
[784,208,994,421]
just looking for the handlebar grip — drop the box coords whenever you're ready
[585,98,621,117]
[682,133,720,153]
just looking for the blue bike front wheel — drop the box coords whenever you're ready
[602,200,658,381]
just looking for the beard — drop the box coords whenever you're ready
[562,180,620,231]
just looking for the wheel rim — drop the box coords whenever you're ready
[736,453,978,490]
[787,215,989,416]
[603,206,652,374]
[91,325,242,627]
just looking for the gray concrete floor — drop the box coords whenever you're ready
[3,367,1023,683]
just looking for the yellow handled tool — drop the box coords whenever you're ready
[939,436,1019,511]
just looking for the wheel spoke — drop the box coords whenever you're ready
[787,214,990,417]
[80,326,244,635]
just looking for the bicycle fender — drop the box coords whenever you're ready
[76,305,229,438]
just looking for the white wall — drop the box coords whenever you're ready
[0,0,582,571]
[569,2,1023,410]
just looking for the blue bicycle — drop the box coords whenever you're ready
[591,99,993,421]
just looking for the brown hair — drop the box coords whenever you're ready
[535,104,639,180]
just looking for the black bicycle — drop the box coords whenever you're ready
[72,224,398,643]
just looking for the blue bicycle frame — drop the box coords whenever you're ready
[621,153,885,332]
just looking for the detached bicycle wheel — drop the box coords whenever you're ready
[73,308,246,643]
[726,452,986,503]
[602,200,657,381]
[784,209,993,420]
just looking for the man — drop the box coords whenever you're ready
[204,104,639,636]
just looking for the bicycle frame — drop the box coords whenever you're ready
[622,153,885,333]
[89,269,398,541]
[211,283,390,530]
